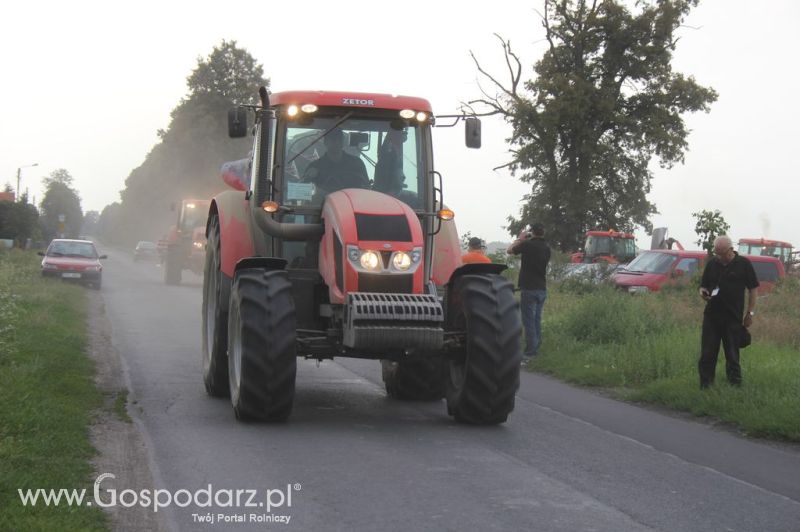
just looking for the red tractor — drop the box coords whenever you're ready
[571,229,637,264]
[202,88,522,424]
[162,198,210,284]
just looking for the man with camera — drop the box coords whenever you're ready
[698,235,759,389]
[508,224,551,360]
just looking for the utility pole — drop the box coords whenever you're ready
[16,163,39,202]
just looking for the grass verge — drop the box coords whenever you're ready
[0,249,107,531]
[528,283,800,442]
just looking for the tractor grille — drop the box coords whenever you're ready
[355,214,411,242]
[358,273,413,294]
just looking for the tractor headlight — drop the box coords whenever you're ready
[392,251,412,271]
[192,241,204,250]
[359,250,381,271]
[348,247,360,262]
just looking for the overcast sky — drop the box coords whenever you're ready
[2,0,798,249]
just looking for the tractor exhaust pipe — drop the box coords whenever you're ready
[253,208,324,241]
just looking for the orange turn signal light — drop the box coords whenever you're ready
[261,201,280,213]
[437,208,455,221]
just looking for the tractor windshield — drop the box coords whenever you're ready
[181,202,207,233]
[281,115,423,209]
[585,235,635,262]
[612,238,636,262]
[585,235,611,256]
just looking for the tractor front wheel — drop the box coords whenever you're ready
[202,215,229,397]
[446,274,522,424]
[227,269,297,421]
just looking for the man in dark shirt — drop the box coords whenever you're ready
[508,223,551,360]
[305,128,369,193]
[698,235,759,388]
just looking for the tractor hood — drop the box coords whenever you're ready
[319,189,425,304]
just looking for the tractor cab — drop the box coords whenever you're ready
[178,200,209,235]
[573,230,636,264]
[738,238,794,267]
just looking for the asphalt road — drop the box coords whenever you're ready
[98,251,800,532]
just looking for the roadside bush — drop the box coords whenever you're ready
[556,286,670,344]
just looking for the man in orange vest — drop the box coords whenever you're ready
[462,237,492,264]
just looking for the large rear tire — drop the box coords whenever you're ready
[202,215,229,397]
[381,357,445,401]
[446,274,522,424]
[228,269,297,421]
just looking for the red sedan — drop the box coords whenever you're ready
[39,239,107,289]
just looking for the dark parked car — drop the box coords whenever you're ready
[39,239,106,289]
[133,240,158,262]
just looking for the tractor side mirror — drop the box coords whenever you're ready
[465,117,482,149]
[228,107,249,138]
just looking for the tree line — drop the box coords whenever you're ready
[0,169,87,247]
[97,40,267,246]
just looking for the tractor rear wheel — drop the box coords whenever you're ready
[227,269,296,421]
[381,357,445,401]
[446,274,522,424]
[202,215,229,397]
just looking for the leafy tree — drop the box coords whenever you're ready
[692,209,730,254]
[106,41,268,245]
[97,202,122,244]
[187,39,266,104]
[469,0,717,252]
[39,169,83,240]
[0,186,40,246]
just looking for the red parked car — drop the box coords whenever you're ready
[39,239,107,289]
[612,250,784,294]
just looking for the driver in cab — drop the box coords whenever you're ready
[304,128,369,193]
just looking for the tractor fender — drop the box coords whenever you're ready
[430,210,462,286]
[208,190,255,278]
[234,257,287,275]
[443,263,509,329]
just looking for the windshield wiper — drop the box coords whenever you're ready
[286,111,355,168]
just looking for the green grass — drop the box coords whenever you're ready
[0,250,107,531]
[529,283,800,442]
[113,391,132,424]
